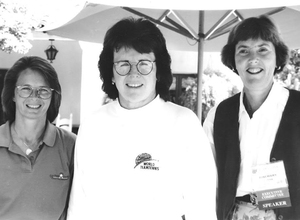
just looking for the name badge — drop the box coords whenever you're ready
[252,161,291,210]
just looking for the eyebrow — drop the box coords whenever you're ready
[236,42,271,50]
[113,60,129,62]
[114,59,152,63]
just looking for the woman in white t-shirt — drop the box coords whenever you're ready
[67,17,217,220]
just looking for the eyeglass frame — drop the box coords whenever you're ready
[15,85,58,100]
[113,60,156,76]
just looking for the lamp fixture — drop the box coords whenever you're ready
[45,39,58,63]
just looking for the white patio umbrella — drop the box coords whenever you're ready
[37,1,300,120]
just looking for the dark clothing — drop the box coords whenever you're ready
[214,89,300,220]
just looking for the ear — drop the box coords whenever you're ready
[112,78,115,85]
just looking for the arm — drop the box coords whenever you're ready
[181,112,217,220]
[203,106,217,162]
[66,121,91,220]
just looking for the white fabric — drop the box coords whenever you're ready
[203,82,289,196]
[67,96,217,220]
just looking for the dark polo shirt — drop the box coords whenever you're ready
[0,121,76,220]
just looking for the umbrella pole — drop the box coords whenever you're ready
[196,10,204,122]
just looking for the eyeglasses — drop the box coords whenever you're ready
[15,85,55,99]
[113,60,156,76]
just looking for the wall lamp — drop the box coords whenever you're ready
[45,39,58,63]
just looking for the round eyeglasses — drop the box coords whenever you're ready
[15,85,56,99]
[113,60,156,76]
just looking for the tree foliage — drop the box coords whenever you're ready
[179,49,300,122]
[0,1,43,54]
[275,49,300,90]
[179,67,240,121]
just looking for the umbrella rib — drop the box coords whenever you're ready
[165,16,197,40]
[122,7,195,40]
[171,10,199,40]
[233,10,244,20]
[204,10,236,40]
[263,6,286,16]
[206,7,286,41]
[206,17,239,40]
[157,9,172,22]
[208,29,231,40]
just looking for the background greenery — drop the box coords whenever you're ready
[180,48,300,122]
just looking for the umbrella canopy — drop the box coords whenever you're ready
[88,0,300,10]
[37,2,300,119]
[39,4,300,52]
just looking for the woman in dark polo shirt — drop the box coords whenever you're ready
[0,56,76,220]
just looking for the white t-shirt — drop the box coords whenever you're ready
[67,96,217,220]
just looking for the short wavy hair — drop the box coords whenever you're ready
[1,56,62,123]
[98,17,173,101]
[221,15,289,75]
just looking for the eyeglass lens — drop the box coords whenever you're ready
[114,60,154,75]
[17,86,53,99]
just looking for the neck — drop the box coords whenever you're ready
[14,118,46,141]
[12,120,46,154]
[243,84,273,114]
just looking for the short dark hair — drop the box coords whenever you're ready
[98,17,173,101]
[221,15,289,74]
[1,56,62,123]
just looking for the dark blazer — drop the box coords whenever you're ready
[214,89,300,220]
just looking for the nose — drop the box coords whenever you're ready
[29,88,39,98]
[248,52,259,65]
[128,63,140,76]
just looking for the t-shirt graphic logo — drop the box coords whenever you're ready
[134,153,159,170]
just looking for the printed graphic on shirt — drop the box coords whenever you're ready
[134,153,159,171]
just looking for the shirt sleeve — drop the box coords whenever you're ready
[180,111,217,220]
[66,120,91,220]
[203,105,217,161]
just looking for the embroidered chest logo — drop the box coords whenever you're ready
[134,153,159,171]
[50,173,69,180]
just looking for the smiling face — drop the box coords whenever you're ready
[235,38,276,93]
[113,47,157,109]
[14,69,51,121]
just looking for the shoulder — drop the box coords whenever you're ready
[282,89,300,109]
[56,126,76,142]
[0,121,9,136]
[203,93,241,129]
[0,122,10,146]
[283,89,300,116]
[54,127,76,161]
[288,88,300,99]
[159,100,201,124]
[162,100,197,116]
[217,92,240,108]
[161,101,205,137]
[83,101,117,121]
[48,123,76,150]
[214,93,241,118]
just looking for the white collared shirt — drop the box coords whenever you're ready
[203,82,289,196]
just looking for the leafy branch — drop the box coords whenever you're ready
[0,1,44,54]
